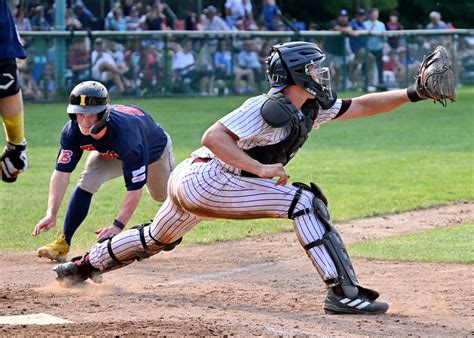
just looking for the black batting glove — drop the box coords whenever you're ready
[1,141,28,183]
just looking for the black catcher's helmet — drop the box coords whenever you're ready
[266,41,333,104]
[67,81,110,134]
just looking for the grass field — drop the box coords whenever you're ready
[1,87,473,257]
[349,222,474,264]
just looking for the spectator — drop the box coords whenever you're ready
[234,40,262,94]
[72,2,97,30]
[262,0,280,31]
[140,43,163,94]
[349,8,366,55]
[385,10,403,49]
[170,40,196,93]
[20,70,41,100]
[65,6,82,30]
[108,5,127,31]
[426,11,448,30]
[67,38,90,84]
[213,39,233,95]
[126,6,142,31]
[196,44,216,96]
[203,5,231,31]
[14,6,32,31]
[201,5,231,72]
[184,11,198,30]
[324,9,353,90]
[44,3,55,27]
[122,0,136,17]
[104,2,121,30]
[91,38,126,94]
[225,0,254,29]
[364,7,386,87]
[38,64,56,98]
[349,8,375,90]
[30,5,51,31]
[141,5,165,30]
[383,50,406,87]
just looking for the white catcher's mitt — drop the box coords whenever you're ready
[408,46,456,107]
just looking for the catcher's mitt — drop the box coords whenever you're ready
[411,46,456,107]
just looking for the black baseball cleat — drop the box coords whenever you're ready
[323,287,389,315]
[53,254,102,285]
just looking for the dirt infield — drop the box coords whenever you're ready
[1,202,473,336]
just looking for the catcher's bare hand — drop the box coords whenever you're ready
[32,214,57,236]
[411,45,456,106]
[95,225,123,242]
[257,163,289,186]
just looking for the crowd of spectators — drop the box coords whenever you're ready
[12,0,470,99]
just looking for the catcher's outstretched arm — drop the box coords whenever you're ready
[335,89,409,121]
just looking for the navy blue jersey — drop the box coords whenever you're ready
[55,104,168,191]
[0,1,27,60]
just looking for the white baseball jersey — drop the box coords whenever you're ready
[89,92,350,284]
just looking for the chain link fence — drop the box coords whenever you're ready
[18,29,474,100]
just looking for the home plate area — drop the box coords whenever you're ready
[0,313,72,325]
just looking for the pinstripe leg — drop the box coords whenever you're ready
[176,162,339,281]
[89,198,200,271]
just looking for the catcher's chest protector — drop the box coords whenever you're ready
[241,93,316,177]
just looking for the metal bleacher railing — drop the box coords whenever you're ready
[18,29,474,100]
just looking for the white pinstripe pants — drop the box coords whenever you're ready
[90,158,338,281]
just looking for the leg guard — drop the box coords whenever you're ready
[103,222,182,271]
[289,183,359,299]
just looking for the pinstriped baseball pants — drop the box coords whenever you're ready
[89,158,338,282]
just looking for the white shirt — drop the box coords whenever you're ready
[192,94,343,174]
[172,51,195,71]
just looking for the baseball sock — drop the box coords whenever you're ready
[2,111,25,144]
[63,186,93,245]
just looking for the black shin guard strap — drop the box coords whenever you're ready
[148,226,182,251]
[288,188,302,219]
[138,225,149,251]
[107,239,121,264]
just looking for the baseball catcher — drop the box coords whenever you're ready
[52,42,456,316]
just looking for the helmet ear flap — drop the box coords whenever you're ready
[90,109,110,135]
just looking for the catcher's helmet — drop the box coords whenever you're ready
[266,41,333,102]
[67,81,110,134]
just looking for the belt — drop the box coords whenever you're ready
[191,157,211,164]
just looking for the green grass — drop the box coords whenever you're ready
[0,87,473,254]
[348,223,474,264]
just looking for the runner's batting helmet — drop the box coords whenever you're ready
[67,81,110,134]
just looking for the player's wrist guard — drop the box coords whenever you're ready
[113,219,126,230]
[406,85,425,102]
[1,140,28,183]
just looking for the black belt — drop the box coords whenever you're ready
[191,157,211,164]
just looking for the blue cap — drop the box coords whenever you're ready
[339,9,349,16]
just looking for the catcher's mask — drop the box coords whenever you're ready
[67,81,110,134]
[266,41,333,102]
